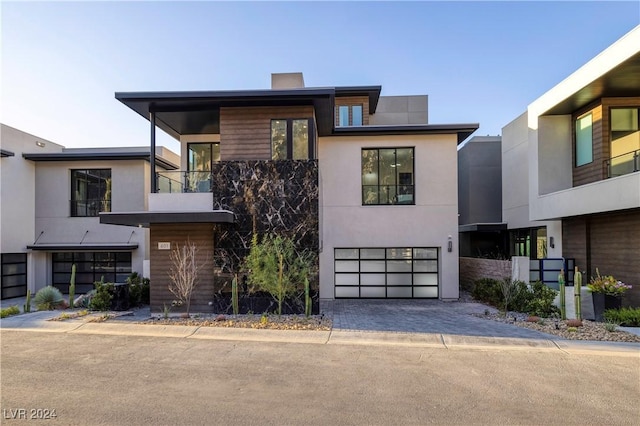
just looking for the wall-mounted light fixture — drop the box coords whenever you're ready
[550,236,555,249]
[35,141,45,147]
[447,235,453,253]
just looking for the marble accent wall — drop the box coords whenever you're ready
[210,160,319,284]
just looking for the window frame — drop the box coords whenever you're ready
[575,112,593,167]
[1,253,27,299]
[361,147,415,206]
[187,142,220,172]
[270,118,315,160]
[70,169,112,217]
[336,104,364,127]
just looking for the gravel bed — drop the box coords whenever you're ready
[143,314,332,331]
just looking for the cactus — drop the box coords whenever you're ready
[24,289,31,313]
[558,270,566,320]
[574,266,582,320]
[304,277,311,318]
[231,274,239,316]
[69,264,76,309]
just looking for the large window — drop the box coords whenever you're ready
[1,253,27,299]
[52,252,132,294]
[609,107,640,177]
[71,169,111,217]
[575,113,593,167]
[337,105,363,127]
[362,148,414,205]
[271,119,314,160]
[334,248,438,298]
[186,142,220,192]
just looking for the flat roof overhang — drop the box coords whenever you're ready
[27,243,138,251]
[458,223,508,233]
[115,86,382,139]
[333,123,479,144]
[1,149,15,157]
[99,210,236,227]
[22,151,178,170]
[542,51,640,115]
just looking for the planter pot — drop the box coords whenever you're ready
[592,293,622,322]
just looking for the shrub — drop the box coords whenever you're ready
[90,280,114,311]
[33,286,65,310]
[471,278,504,307]
[604,307,640,327]
[471,278,559,317]
[127,272,150,306]
[1,305,20,318]
[526,281,560,317]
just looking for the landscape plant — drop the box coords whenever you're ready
[89,278,113,311]
[471,278,559,317]
[558,270,566,320]
[243,233,313,316]
[231,274,239,315]
[24,289,31,313]
[604,307,640,327]
[168,240,207,316]
[33,286,65,310]
[69,264,76,309]
[304,277,311,318]
[587,268,631,296]
[498,277,516,317]
[1,305,20,318]
[574,267,582,320]
[127,272,150,306]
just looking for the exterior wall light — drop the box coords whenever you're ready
[35,141,45,147]
[550,236,555,249]
[447,235,453,253]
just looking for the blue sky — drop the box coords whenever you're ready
[2,1,639,153]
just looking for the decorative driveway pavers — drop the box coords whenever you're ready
[326,299,560,339]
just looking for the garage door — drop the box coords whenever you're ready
[334,248,439,298]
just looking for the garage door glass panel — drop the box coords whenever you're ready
[387,260,411,272]
[335,260,359,273]
[360,287,385,297]
[335,248,359,259]
[387,248,412,259]
[413,260,438,272]
[413,273,438,285]
[387,287,412,298]
[360,248,385,259]
[387,273,412,286]
[360,274,386,286]
[414,248,437,259]
[360,260,385,272]
[335,274,359,286]
[413,286,438,298]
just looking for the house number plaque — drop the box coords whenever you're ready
[158,242,171,250]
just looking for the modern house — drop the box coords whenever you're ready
[101,72,478,311]
[501,25,640,306]
[0,124,178,299]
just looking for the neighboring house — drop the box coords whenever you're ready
[102,72,478,311]
[501,25,640,306]
[0,124,178,299]
[457,136,508,259]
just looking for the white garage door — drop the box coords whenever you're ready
[334,247,439,298]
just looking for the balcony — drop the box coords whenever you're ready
[156,171,212,193]
[605,149,640,179]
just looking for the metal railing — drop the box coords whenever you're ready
[156,171,213,193]
[604,149,640,178]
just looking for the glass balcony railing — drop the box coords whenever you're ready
[156,171,212,193]
[605,149,640,178]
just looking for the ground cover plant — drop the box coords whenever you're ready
[1,305,20,318]
[604,307,640,327]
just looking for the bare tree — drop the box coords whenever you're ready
[168,240,206,316]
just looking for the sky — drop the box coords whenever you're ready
[2,1,639,154]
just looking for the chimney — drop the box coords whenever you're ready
[271,72,305,89]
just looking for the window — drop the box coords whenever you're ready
[362,148,414,205]
[186,142,220,192]
[1,253,27,299]
[334,247,438,298]
[337,105,363,127]
[52,252,132,294]
[575,113,593,166]
[71,169,111,217]
[609,108,640,176]
[271,119,314,160]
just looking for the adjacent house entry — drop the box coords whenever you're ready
[334,247,439,298]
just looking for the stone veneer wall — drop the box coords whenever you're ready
[459,257,512,291]
[209,160,319,290]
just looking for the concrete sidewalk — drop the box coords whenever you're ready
[1,307,639,357]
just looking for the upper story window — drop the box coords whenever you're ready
[337,105,363,127]
[271,119,315,160]
[575,113,593,167]
[71,169,111,217]
[609,107,640,177]
[362,148,414,205]
[188,142,220,171]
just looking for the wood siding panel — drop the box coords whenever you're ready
[589,209,640,307]
[562,217,588,273]
[573,104,604,186]
[335,96,370,126]
[149,223,216,313]
[220,106,315,161]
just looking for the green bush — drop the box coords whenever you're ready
[127,272,150,306]
[604,307,640,327]
[471,278,559,317]
[89,280,114,311]
[33,286,65,310]
[1,305,21,318]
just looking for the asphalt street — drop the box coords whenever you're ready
[1,330,638,425]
